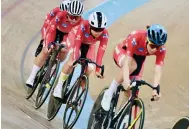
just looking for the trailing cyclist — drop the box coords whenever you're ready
[26,0,84,88]
[53,11,109,99]
[101,24,168,111]
[35,0,71,57]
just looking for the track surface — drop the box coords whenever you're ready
[1,0,189,129]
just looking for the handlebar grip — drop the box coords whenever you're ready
[155,85,160,94]
[100,65,104,77]
[48,42,56,50]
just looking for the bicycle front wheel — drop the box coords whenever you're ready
[171,116,189,129]
[25,65,46,99]
[47,85,62,121]
[63,74,89,129]
[87,88,108,129]
[116,98,145,129]
[34,60,60,109]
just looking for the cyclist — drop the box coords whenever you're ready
[53,11,109,99]
[101,24,168,111]
[26,0,84,88]
[35,0,71,57]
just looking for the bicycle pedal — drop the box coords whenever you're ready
[54,97,63,102]
[62,95,68,103]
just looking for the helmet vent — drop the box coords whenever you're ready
[91,21,94,25]
[152,30,156,41]
[148,29,151,39]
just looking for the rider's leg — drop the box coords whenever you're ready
[85,44,95,76]
[77,44,96,89]
[35,39,44,57]
[53,43,91,98]
[108,55,137,95]
[26,46,49,87]
[53,52,74,98]
[35,26,46,57]
[101,53,146,111]
[101,55,137,111]
[60,48,69,61]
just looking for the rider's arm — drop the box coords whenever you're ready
[153,48,166,87]
[44,12,63,46]
[123,56,133,90]
[122,33,136,89]
[95,32,109,72]
[153,65,163,87]
[41,7,59,39]
[72,25,83,61]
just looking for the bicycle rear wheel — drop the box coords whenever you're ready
[116,98,145,129]
[171,116,189,129]
[34,61,60,109]
[63,74,89,129]
[87,88,108,129]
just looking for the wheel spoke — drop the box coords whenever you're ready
[63,75,88,128]
[66,107,75,126]
[76,88,85,103]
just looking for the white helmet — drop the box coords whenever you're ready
[60,0,71,11]
[89,11,107,28]
[68,0,84,16]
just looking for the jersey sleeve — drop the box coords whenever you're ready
[155,47,166,66]
[123,31,138,57]
[44,12,63,46]
[41,7,60,39]
[72,24,84,61]
[46,7,60,23]
[95,31,109,72]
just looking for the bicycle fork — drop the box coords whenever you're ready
[126,89,139,129]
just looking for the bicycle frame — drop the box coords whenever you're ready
[63,58,104,128]
[42,43,64,84]
[65,59,89,96]
[90,79,157,129]
[71,60,90,101]
[108,84,140,128]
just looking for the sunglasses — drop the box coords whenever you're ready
[90,26,105,32]
[67,14,81,21]
[147,38,162,49]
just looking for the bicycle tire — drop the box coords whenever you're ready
[47,88,62,121]
[47,74,63,121]
[171,116,189,129]
[25,65,46,99]
[87,88,108,129]
[34,60,60,109]
[63,74,89,129]
[47,71,74,121]
[116,98,145,129]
